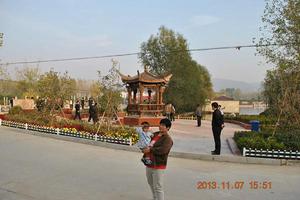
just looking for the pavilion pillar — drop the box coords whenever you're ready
[139,85,144,104]
[133,88,137,104]
[127,87,132,105]
[156,86,160,105]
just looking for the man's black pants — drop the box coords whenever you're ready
[197,116,202,127]
[212,127,222,154]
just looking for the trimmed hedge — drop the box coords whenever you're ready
[234,130,300,152]
[225,114,276,125]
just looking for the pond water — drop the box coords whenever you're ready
[239,107,266,115]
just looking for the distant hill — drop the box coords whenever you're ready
[212,78,262,92]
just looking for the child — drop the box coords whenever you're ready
[136,122,153,165]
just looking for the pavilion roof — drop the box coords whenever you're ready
[118,68,172,84]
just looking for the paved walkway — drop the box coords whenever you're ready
[0,128,299,200]
[151,119,245,155]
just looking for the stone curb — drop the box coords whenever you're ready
[226,137,241,155]
[1,126,299,166]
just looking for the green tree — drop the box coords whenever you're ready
[16,67,40,98]
[37,69,76,124]
[97,60,122,118]
[256,0,300,130]
[139,26,212,112]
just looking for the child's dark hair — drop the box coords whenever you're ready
[211,102,219,109]
[160,118,172,129]
[141,121,150,127]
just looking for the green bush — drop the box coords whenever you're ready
[275,130,300,151]
[8,106,23,115]
[234,130,295,152]
[225,114,276,125]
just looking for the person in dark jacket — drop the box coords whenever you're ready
[74,100,81,120]
[211,102,224,155]
[195,104,202,127]
[142,118,173,200]
[88,97,94,122]
[91,102,99,124]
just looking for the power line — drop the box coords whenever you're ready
[0,43,290,66]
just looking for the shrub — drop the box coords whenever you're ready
[275,130,300,151]
[9,106,23,115]
[234,131,291,152]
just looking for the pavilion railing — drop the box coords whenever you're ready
[127,104,165,115]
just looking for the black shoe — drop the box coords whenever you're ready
[211,151,220,155]
[211,150,216,153]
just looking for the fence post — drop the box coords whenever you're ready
[129,137,132,146]
[243,147,246,157]
[56,128,60,135]
[0,119,2,126]
[25,123,28,130]
[94,134,98,141]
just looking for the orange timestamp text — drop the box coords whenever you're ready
[196,180,272,190]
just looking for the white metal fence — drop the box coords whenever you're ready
[0,119,132,146]
[243,147,299,160]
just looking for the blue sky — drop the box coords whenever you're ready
[0,0,272,83]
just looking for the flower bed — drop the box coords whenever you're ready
[0,119,135,145]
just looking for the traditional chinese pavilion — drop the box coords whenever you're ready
[118,68,172,126]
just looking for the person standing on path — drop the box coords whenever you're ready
[170,104,176,121]
[92,102,99,124]
[195,104,202,127]
[142,118,173,200]
[88,97,94,122]
[211,102,224,155]
[74,100,81,120]
[164,103,172,121]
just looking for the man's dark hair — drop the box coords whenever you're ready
[160,118,172,129]
[211,102,219,109]
[141,121,150,127]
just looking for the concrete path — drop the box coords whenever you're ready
[1,127,299,200]
[152,119,245,155]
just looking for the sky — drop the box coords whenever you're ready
[0,0,273,83]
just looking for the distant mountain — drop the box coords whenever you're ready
[212,78,262,92]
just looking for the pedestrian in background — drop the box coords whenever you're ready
[74,100,81,120]
[195,104,202,127]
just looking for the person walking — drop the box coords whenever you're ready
[142,118,173,200]
[211,102,224,155]
[164,103,172,121]
[195,104,202,127]
[74,100,81,120]
[170,104,176,121]
[92,102,99,124]
[88,98,94,122]
[81,97,85,109]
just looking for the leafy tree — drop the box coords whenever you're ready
[89,81,102,99]
[139,26,212,112]
[256,0,300,130]
[36,69,76,124]
[16,67,40,98]
[0,66,19,100]
[97,60,123,118]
